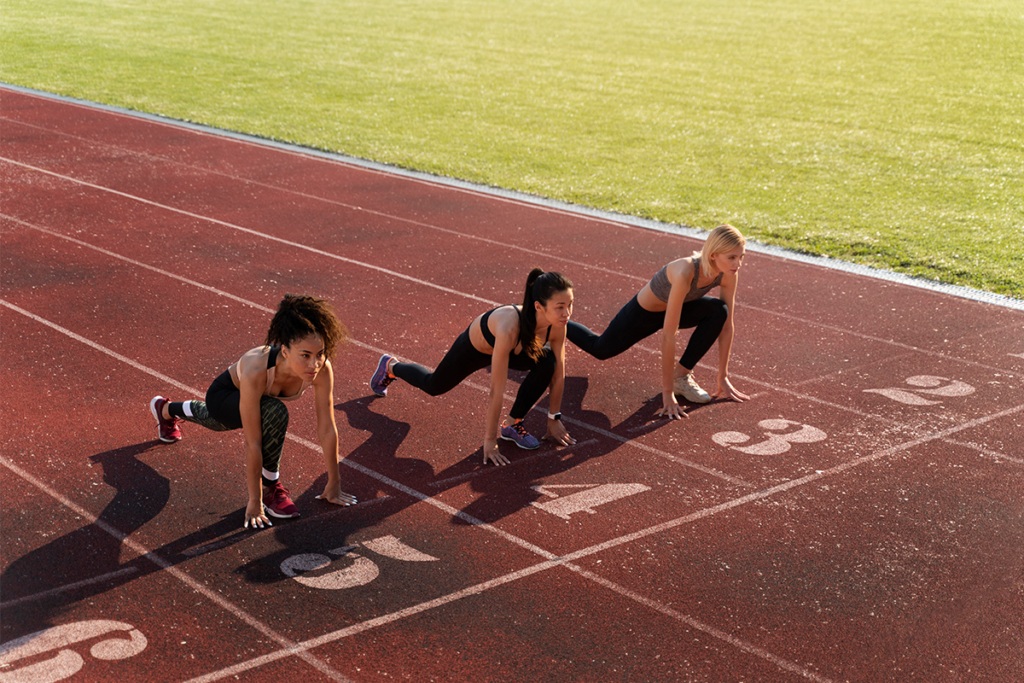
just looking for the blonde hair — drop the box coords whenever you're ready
[695,224,746,278]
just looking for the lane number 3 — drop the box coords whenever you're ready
[712,419,827,455]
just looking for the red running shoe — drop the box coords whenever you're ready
[150,396,182,443]
[263,482,300,518]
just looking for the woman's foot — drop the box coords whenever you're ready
[370,354,396,396]
[149,396,182,443]
[673,373,711,404]
[499,420,541,450]
[263,482,300,518]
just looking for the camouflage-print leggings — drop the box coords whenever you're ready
[168,369,289,473]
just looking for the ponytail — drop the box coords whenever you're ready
[518,269,574,361]
[265,294,349,359]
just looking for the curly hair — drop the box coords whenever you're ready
[265,294,348,359]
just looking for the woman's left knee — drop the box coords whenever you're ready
[260,397,290,431]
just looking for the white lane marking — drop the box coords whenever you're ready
[0,458,353,683]
[566,566,837,683]
[2,217,748,488]
[7,298,1023,683]
[0,567,138,608]
[187,394,1024,683]
[0,159,498,306]
[5,156,1021,377]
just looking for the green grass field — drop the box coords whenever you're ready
[3,0,1022,298]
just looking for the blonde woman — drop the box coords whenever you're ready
[567,225,749,419]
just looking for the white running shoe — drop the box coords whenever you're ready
[673,373,711,404]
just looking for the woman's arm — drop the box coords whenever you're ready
[544,325,576,445]
[482,311,518,466]
[312,360,357,505]
[714,273,750,401]
[657,262,690,420]
[237,355,272,528]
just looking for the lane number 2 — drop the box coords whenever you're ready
[863,375,975,406]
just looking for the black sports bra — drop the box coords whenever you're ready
[479,306,549,351]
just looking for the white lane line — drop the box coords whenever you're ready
[0,118,649,283]
[4,155,1021,372]
[566,565,837,683]
[3,217,748,488]
[0,456,354,683]
[8,297,1019,683]
[0,567,139,608]
[179,559,565,683]
[0,158,498,307]
[0,296,562,563]
[184,399,1024,683]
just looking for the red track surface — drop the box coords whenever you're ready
[2,87,1023,683]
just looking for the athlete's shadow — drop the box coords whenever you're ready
[455,375,675,524]
[0,442,171,642]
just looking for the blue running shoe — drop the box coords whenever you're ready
[499,420,540,450]
[370,354,396,396]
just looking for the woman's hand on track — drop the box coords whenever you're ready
[655,392,689,420]
[545,419,576,446]
[483,438,509,466]
[714,377,750,402]
[244,500,272,529]
[316,480,358,506]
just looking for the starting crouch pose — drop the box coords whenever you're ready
[149,294,357,529]
[370,269,577,466]
[567,224,750,419]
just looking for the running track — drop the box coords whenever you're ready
[2,86,1023,683]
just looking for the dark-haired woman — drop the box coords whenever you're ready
[567,224,750,420]
[370,269,576,466]
[149,294,357,529]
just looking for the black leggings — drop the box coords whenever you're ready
[168,370,289,478]
[567,295,728,369]
[392,328,557,420]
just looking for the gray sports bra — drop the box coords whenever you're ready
[649,255,723,304]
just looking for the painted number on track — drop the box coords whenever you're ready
[712,419,827,455]
[0,620,147,683]
[280,535,438,590]
[863,375,975,406]
[530,484,651,520]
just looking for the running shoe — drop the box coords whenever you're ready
[149,395,182,443]
[499,420,541,450]
[673,373,711,404]
[370,354,396,396]
[263,482,300,518]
